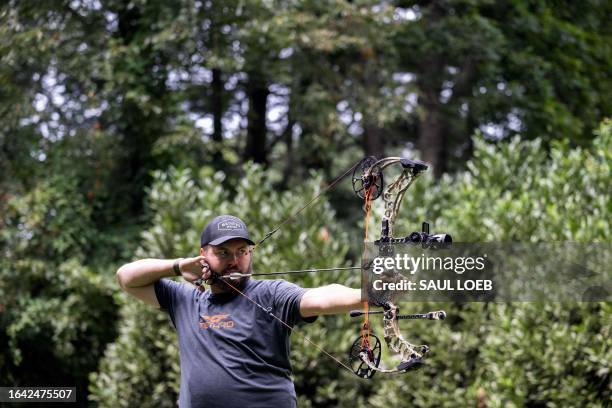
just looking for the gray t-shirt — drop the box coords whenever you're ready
[154,278,314,408]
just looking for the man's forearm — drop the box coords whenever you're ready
[116,259,176,288]
[301,284,364,317]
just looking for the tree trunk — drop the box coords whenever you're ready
[418,88,447,177]
[280,116,295,189]
[211,67,224,167]
[244,74,269,164]
[363,120,384,158]
[116,5,150,215]
[361,51,385,159]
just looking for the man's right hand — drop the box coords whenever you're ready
[178,256,210,285]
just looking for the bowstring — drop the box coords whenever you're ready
[253,160,362,250]
[360,180,375,352]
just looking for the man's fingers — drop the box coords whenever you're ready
[188,255,205,265]
[178,255,211,282]
[179,256,206,272]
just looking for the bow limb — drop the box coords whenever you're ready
[365,157,427,239]
[382,302,428,372]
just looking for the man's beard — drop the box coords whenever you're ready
[209,259,253,294]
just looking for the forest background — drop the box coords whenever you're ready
[0,1,610,407]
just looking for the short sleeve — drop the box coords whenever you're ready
[154,278,185,327]
[271,280,317,327]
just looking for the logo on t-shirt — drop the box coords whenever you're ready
[199,314,235,329]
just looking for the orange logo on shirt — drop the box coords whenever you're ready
[199,314,235,329]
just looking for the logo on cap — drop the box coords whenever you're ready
[217,217,245,231]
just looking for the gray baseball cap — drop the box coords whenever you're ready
[200,215,255,247]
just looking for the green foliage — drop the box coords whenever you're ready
[0,256,117,399]
[495,0,612,144]
[3,174,94,260]
[0,171,122,402]
[88,299,180,408]
[388,0,612,171]
[401,121,610,242]
[479,302,610,407]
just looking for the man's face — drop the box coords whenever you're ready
[200,238,253,293]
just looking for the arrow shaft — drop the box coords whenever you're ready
[219,266,363,279]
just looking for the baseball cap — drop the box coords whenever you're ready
[200,215,255,247]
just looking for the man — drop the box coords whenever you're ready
[116,215,363,408]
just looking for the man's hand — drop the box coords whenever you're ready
[178,256,210,286]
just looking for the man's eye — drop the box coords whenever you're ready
[217,251,229,257]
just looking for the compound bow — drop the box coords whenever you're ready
[346,156,450,379]
[207,156,450,379]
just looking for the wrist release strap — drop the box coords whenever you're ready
[173,259,183,276]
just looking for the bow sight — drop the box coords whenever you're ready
[380,221,452,249]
